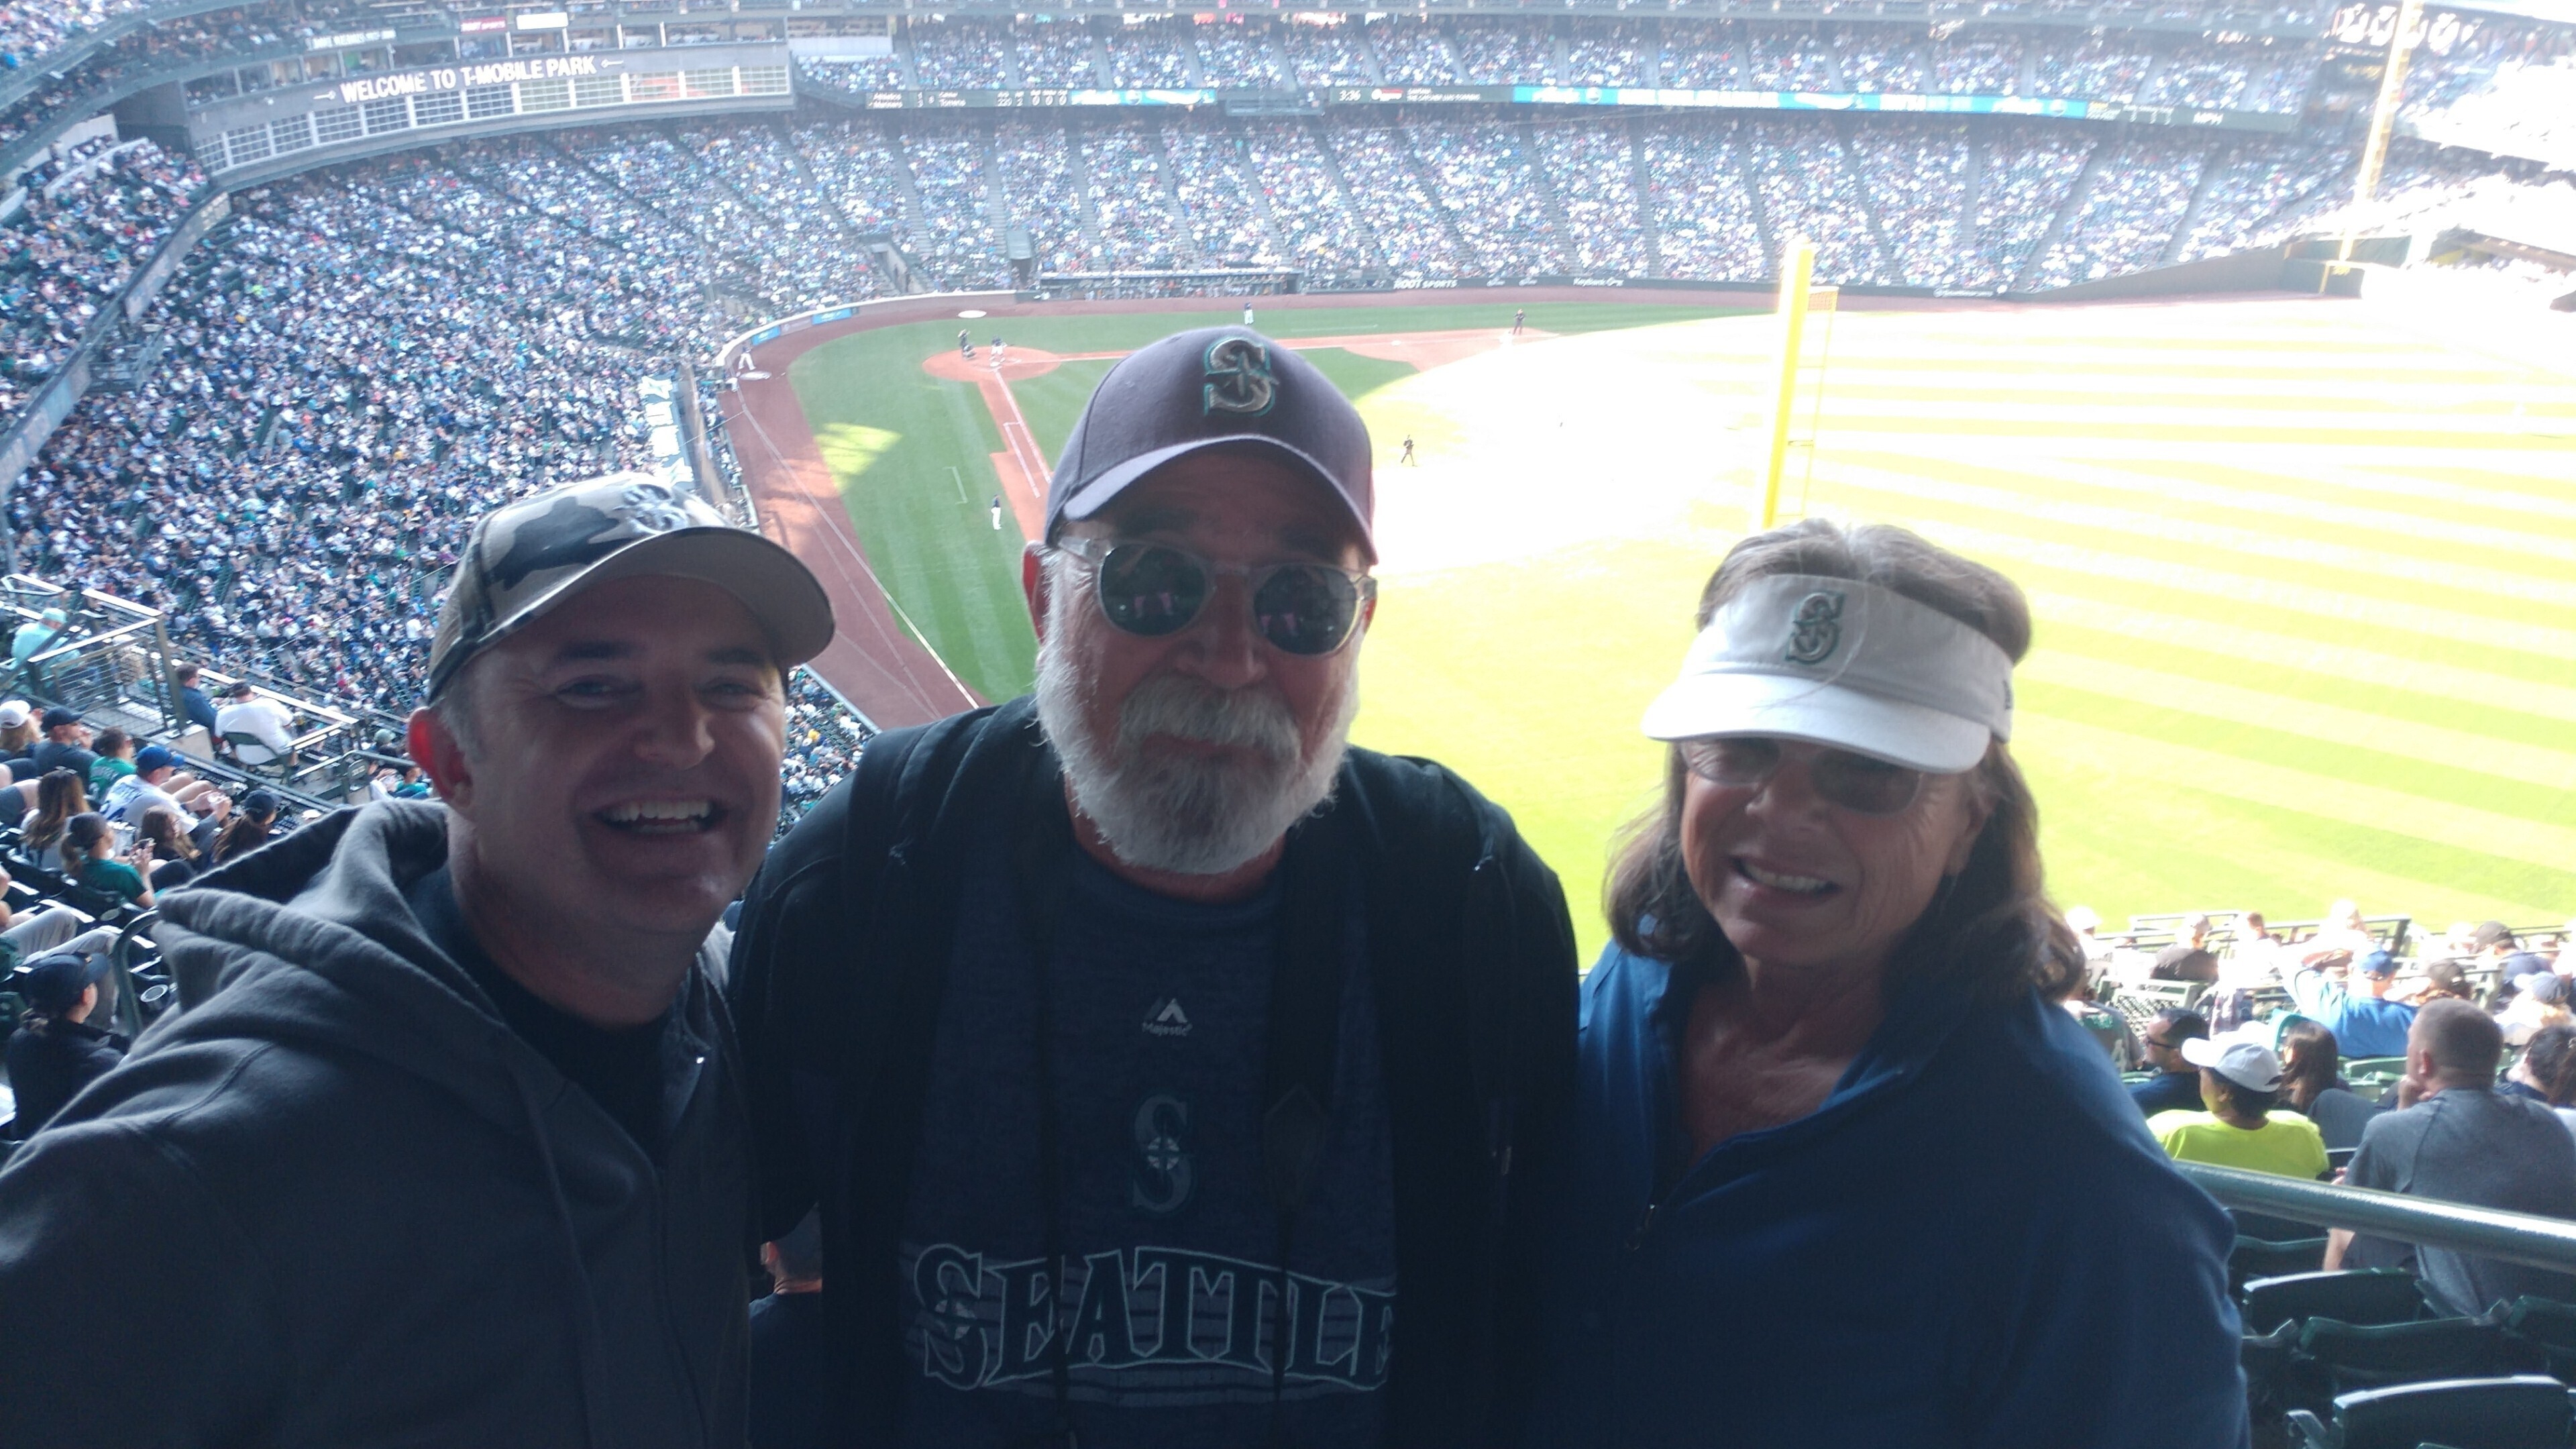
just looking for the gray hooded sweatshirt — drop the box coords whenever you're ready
[0,799,751,1448]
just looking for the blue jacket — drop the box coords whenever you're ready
[1528,947,2249,1449]
[2288,970,2416,1059]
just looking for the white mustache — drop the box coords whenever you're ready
[1116,674,1300,760]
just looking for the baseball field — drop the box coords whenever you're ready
[729,294,2576,967]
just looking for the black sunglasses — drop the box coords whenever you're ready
[1053,536,1376,657]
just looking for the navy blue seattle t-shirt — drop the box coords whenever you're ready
[896,820,1397,1448]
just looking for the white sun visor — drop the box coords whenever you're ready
[1641,573,2015,774]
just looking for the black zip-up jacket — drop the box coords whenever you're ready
[730,696,1580,1447]
[0,801,752,1448]
[3,1014,125,1135]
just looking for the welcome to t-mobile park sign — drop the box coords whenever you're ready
[335,54,603,106]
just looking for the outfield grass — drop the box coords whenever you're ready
[792,297,2576,968]
[787,302,1741,703]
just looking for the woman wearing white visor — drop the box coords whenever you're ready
[1527,521,2246,1448]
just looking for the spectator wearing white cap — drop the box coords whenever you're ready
[0,700,36,764]
[2147,1030,2330,1179]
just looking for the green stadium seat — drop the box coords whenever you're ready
[2235,1237,2332,1292]
[2500,1298,2576,1382]
[2292,1317,2527,1407]
[2284,1375,2572,1449]
[2245,1270,2428,1336]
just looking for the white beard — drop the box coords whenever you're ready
[1034,572,1357,877]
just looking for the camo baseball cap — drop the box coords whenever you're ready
[425,473,833,702]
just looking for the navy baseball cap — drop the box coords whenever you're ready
[19,951,110,1014]
[1044,328,1376,561]
[2359,949,2398,977]
[135,745,176,775]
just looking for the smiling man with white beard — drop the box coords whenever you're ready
[731,327,1580,1449]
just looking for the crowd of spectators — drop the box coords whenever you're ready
[1324,119,1467,279]
[1159,118,1285,268]
[1,138,205,429]
[2401,15,2576,170]
[1407,120,1569,279]
[2175,138,2345,262]
[1239,120,1378,281]
[2078,907,2576,1305]
[1642,116,1770,282]
[1966,129,2094,291]
[1195,19,1286,91]
[904,18,1009,91]
[1016,18,1104,89]
[1077,121,1191,271]
[1,0,146,80]
[1281,19,1375,88]
[981,121,1079,272]
[783,17,2332,117]
[1563,21,1656,87]
[1844,119,1975,290]
[1745,118,1902,286]
[1534,119,1648,277]
[2033,134,2207,288]
[5,7,306,159]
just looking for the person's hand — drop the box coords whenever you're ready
[126,840,156,868]
[2394,1071,2429,1110]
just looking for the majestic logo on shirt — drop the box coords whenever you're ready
[1784,590,1845,666]
[906,1242,1395,1398]
[1142,998,1192,1038]
[1202,337,1278,417]
[1131,1093,1193,1216]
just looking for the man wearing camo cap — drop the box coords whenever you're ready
[0,474,833,1448]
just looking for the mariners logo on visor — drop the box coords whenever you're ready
[1784,590,1845,666]
[1201,337,1277,417]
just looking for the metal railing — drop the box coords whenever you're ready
[2183,1163,2576,1277]
[0,576,390,812]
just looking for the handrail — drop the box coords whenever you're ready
[2180,1163,2576,1277]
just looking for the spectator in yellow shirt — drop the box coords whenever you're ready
[2148,1031,2331,1180]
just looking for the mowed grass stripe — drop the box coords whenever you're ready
[1839,449,2576,578]
[2078,458,2576,545]
[1817,413,2570,448]
[2020,658,2576,807]
[1817,378,2576,416]
[2025,585,2576,710]
[2030,767,2576,924]
[1825,472,2576,639]
[2021,710,2576,884]
[2033,616,2576,748]
[1894,525,2576,688]
[1807,354,2547,386]
[2337,461,2576,511]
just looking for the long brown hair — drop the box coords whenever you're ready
[1603,519,2070,1004]
[2277,1019,2342,1112]
[23,769,88,852]
[212,794,280,865]
[2526,1024,2576,1109]
[139,804,199,863]
[58,812,113,878]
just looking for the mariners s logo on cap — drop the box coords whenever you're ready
[1784,590,1845,665]
[1201,337,1277,417]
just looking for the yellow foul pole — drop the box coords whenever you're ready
[2343,0,2424,264]
[1760,238,1817,530]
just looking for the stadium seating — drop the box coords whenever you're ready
[2291,1317,2526,1406]
[2243,1271,2431,1335]
[2284,1375,2574,1449]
